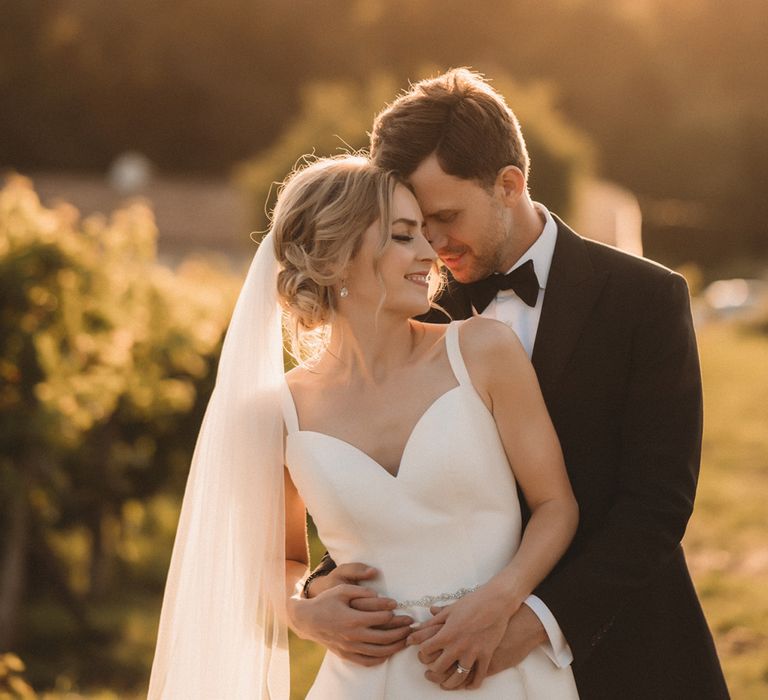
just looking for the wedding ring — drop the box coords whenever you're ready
[455,662,472,675]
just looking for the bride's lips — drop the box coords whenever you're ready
[404,271,430,288]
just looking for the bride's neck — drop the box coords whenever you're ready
[323,311,419,384]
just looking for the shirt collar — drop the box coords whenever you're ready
[503,202,557,289]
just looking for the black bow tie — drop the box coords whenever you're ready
[463,259,540,313]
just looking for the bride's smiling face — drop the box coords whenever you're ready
[342,184,436,318]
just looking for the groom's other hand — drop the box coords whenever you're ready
[485,604,547,676]
[288,563,413,666]
[306,562,376,597]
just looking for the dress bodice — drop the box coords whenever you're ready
[280,321,521,611]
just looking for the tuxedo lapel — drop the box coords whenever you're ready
[532,217,608,390]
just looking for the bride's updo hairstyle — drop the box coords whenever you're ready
[271,155,404,362]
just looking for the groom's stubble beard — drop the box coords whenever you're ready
[448,203,512,284]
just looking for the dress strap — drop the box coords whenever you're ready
[279,377,300,434]
[445,321,472,388]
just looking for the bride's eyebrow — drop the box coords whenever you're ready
[391,217,426,229]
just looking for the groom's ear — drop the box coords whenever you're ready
[496,165,526,205]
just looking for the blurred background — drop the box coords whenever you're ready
[1,0,766,697]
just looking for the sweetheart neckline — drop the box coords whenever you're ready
[290,385,463,479]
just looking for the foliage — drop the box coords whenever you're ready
[236,71,593,232]
[0,653,35,699]
[0,176,239,690]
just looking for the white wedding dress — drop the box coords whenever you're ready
[280,321,579,699]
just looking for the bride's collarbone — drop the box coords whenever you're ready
[289,367,457,443]
[286,326,457,441]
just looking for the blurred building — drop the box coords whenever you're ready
[28,167,250,266]
[572,177,643,256]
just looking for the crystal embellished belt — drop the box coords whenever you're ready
[395,584,479,609]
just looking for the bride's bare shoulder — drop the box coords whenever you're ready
[461,316,523,351]
[458,317,529,376]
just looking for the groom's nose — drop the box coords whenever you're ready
[428,231,462,261]
[417,233,437,262]
[425,225,446,254]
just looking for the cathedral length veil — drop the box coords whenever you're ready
[148,231,290,699]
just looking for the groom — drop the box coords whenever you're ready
[288,69,728,698]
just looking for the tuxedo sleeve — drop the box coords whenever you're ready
[532,271,703,664]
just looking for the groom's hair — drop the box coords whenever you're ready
[370,68,529,188]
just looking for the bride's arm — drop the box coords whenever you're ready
[284,466,311,605]
[411,318,578,689]
[471,318,578,613]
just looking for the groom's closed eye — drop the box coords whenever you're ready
[430,211,459,224]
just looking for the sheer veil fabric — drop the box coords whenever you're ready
[148,232,290,699]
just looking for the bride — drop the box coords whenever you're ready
[148,155,579,699]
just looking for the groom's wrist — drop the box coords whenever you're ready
[503,605,547,652]
[302,553,337,598]
[514,605,547,642]
[302,568,330,598]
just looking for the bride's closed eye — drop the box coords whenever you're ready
[391,233,414,243]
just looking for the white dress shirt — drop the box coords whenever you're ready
[477,202,574,668]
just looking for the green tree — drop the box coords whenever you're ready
[0,176,237,670]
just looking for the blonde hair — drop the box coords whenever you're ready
[272,155,408,362]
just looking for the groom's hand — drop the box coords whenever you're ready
[305,562,376,599]
[309,563,414,631]
[306,563,407,626]
[288,563,413,666]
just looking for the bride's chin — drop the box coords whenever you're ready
[378,295,431,319]
[405,298,431,317]
[408,295,431,317]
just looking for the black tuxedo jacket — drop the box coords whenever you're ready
[423,217,728,698]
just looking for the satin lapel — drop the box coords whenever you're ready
[532,217,608,391]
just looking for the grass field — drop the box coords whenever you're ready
[288,322,768,699]
[683,323,768,699]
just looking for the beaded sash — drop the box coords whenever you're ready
[394,584,479,609]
